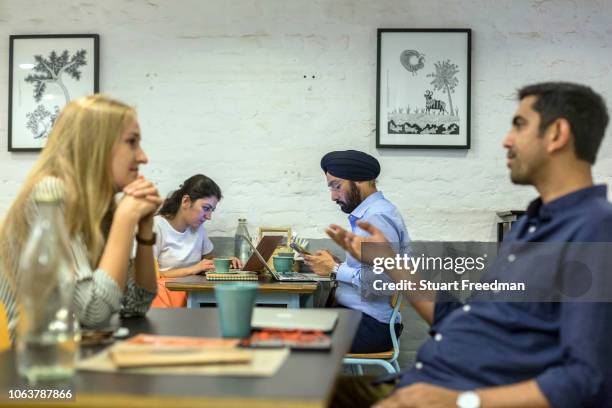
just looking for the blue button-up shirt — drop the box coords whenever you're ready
[397,185,612,408]
[335,191,410,323]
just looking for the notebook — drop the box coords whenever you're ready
[108,335,249,368]
[205,271,258,281]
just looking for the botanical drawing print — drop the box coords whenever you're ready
[25,105,61,140]
[23,49,88,139]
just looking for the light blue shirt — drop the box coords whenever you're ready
[335,191,410,323]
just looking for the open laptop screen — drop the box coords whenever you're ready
[241,235,283,272]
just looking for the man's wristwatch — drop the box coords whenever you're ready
[330,263,339,281]
[456,391,481,408]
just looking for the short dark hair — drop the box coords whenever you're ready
[159,174,222,218]
[518,82,609,164]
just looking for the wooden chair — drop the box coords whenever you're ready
[154,259,161,279]
[0,302,11,352]
[343,293,402,374]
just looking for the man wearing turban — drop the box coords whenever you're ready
[305,149,410,353]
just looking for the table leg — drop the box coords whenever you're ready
[187,293,195,309]
[287,294,300,309]
[300,293,314,308]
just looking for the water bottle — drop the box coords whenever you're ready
[234,218,252,265]
[16,180,79,383]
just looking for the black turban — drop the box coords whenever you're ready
[320,150,380,181]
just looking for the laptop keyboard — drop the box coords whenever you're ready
[276,272,315,281]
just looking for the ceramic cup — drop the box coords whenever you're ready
[273,256,294,273]
[214,283,258,338]
[213,257,231,273]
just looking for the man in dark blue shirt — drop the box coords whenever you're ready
[327,82,612,408]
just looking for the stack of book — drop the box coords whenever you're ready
[109,334,251,368]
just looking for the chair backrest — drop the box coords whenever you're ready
[342,292,403,374]
[154,259,161,279]
[388,292,403,362]
[0,302,10,351]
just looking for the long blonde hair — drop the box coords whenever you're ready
[0,95,136,281]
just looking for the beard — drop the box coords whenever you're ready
[336,182,362,214]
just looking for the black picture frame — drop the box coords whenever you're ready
[8,34,100,152]
[376,29,471,149]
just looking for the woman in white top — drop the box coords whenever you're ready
[0,95,162,338]
[151,174,241,307]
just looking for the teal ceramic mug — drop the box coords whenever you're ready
[273,256,294,273]
[213,257,231,273]
[214,283,258,338]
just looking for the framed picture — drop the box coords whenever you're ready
[376,29,471,149]
[8,34,100,152]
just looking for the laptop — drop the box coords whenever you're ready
[251,307,338,331]
[242,235,317,282]
[240,235,284,272]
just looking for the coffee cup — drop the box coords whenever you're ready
[273,256,294,273]
[214,283,258,338]
[213,257,231,273]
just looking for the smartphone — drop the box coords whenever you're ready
[290,242,311,256]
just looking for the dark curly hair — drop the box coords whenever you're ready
[158,174,222,219]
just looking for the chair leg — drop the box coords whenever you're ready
[355,364,364,375]
[378,360,396,374]
[392,360,400,373]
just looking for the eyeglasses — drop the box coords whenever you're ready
[328,181,343,192]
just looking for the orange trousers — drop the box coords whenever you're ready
[151,277,187,308]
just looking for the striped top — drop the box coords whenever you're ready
[0,177,156,340]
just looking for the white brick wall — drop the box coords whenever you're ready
[1,0,611,241]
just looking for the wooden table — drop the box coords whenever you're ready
[165,274,321,308]
[0,308,361,408]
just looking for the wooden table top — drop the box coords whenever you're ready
[0,308,360,408]
[165,274,319,293]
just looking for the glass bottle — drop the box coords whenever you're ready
[234,218,252,265]
[16,184,79,383]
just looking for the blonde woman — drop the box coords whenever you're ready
[0,95,162,338]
